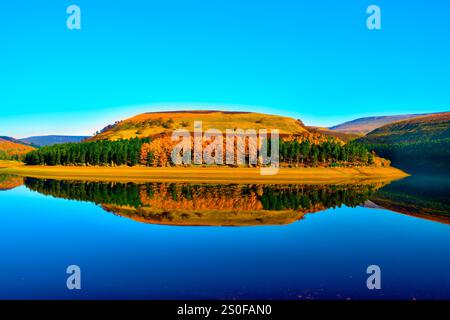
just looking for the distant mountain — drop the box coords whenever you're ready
[20,135,90,147]
[306,126,360,142]
[89,110,310,141]
[360,112,450,144]
[329,114,432,135]
[0,137,35,160]
[359,112,450,173]
[0,136,32,146]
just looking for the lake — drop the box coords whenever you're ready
[0,174,449,300]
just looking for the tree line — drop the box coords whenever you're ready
[364,138,450,173]
[24,138,148,166]
[139,136,378,167]
[23,136,378,167]
[279,139,375,166]
[261,184,377,211]
[24,178,379,212]
[0,151,22,161]
[25,178,142,207]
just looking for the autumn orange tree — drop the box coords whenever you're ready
[140,135,174,167]
[139,133,379,168]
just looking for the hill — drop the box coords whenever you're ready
[329,114,432,135]
[20,135,89,147]
[306,126,360,142]
[0,137,35,160]
[89,110,309,141]
[358,112,450,144]
[359,112,450,173]
[22,110,391,169]
[0,136,32,146]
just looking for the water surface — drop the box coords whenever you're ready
[0,174,449,299]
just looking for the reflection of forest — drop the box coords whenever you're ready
[24,178,384,226]
[369,175,450,225]
[0,174,23,191]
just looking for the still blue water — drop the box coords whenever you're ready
[0,179,449,300]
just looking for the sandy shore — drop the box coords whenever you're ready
[0,165,409,184]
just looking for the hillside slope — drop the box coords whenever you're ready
[359,112,450,173]
[0,137,35,160]
[20,135,89,147]
[359,112,450,144]
[306,126,360,142]
[90,110,309,141]
[0,136,32,146]
[329,114,431,135]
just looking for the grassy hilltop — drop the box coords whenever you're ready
[14,109,393,172]
[89,110,309,141]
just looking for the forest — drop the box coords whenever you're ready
[139,137,380,167]
[364,138,450,173]
[279,139,376,167]
[23,136,379,168]
[24,178,379,212]
[0,151,21,161]
[24,138,148,166]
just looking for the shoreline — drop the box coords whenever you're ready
[0,165,409,184]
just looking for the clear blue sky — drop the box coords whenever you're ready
[1,0,449,138]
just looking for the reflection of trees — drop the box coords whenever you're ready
[24,178,380,212]
[24,178,385,226]
[24,178,142,207]
[261,185,379,211]
[370,175,450,221]
[0,174,24,191]
[139,184,263,211]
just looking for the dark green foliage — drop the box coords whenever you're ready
[279,139,372,166]
[370,175,450,217]
[162,118,174,129]
[0,151,22,161]
[24,178,143,207]
[356,113,450,173]
[260,184,377,211]
[24,138,149,166]
[24,178,378,211]
[364,138,450,173]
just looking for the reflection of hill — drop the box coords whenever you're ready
[0,174,23,191]
[370,176,450,225]
[24,178,384,226]
[101,204,310,226]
